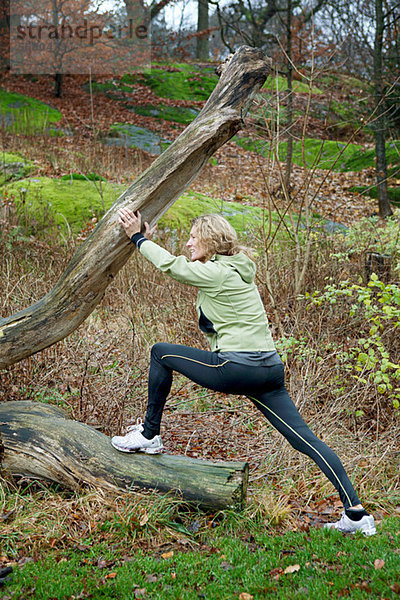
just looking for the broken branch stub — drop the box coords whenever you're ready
[0,47,272,368]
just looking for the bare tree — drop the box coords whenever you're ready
[373,0,392,217]
[210,0,327,53]
[320,0,397,217]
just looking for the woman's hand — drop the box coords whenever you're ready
[118,208,157,239]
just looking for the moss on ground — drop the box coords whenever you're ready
[0,89,62,134]
[317,72,371,95]
[4,177,125,234]
[350,185,400,206]
[122,64,218,101]
[263,74,322,94]
[158,191,266,234]
[0,151,34,185]
[106,124,171,155]
[341,140,400,171]
[132,104,199,124]
[3,175,283,239]
[235,136,400,172]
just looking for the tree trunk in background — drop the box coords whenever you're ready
[0,401,249,510]
[54,73,63,98]
[0,47,272,368]
[0,0,10,72]
[284,0,293,193]
[373,0,392,218]
[196,0,209,60]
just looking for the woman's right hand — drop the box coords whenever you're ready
[144,220,157,240]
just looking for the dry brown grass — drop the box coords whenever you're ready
[1,135,399,556]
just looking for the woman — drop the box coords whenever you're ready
[112,207,376,536]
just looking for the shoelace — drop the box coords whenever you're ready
[126,418,143,433]
[336,513,349,529]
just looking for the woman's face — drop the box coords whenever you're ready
[186,227,206,262]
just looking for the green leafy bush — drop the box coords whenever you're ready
[306,276,400,409]
[336,210,400,272]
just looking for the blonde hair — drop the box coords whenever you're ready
[191,214,254,262]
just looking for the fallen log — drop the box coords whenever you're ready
[0,47,272,368]
[0,401,249,510]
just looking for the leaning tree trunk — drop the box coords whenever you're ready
[0,402,248,510]
[0,46,272,368]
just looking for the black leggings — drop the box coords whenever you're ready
[143,342,360,509]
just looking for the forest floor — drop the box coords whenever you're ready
[1,66,400,600]
[0,71,378,226]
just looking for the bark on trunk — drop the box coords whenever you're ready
[0,401,249,510]
[196,0,209,60]
[0,46,272,368]
[374,0,393,218]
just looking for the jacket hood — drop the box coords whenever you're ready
[213,252,256,283]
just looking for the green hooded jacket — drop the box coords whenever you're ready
[138,239,276,353]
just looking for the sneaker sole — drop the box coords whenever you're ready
[139,447,164,455]
[111,440,164,454]
[360,527,377,536]
[324,524,377,536]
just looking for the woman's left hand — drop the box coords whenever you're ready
[118,207,141,237]
[118,208,157,239]
[118,208,142,238]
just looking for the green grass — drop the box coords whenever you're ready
[5,518,400,599]
[122,64,218,101]
[0,89,62,134]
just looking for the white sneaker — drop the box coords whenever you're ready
[111,420,164,454]
[324,512,377,536]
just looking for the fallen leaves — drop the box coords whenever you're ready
[139,513,149,526]
[284,564,301,574]
[270,563,301,580]
[374,558,385,570]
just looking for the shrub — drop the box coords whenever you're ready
[306,276,400,410]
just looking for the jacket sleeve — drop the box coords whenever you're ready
[137,239,223,292]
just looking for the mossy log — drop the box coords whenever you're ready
[0,47,272,368]
[0,402,249,510]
